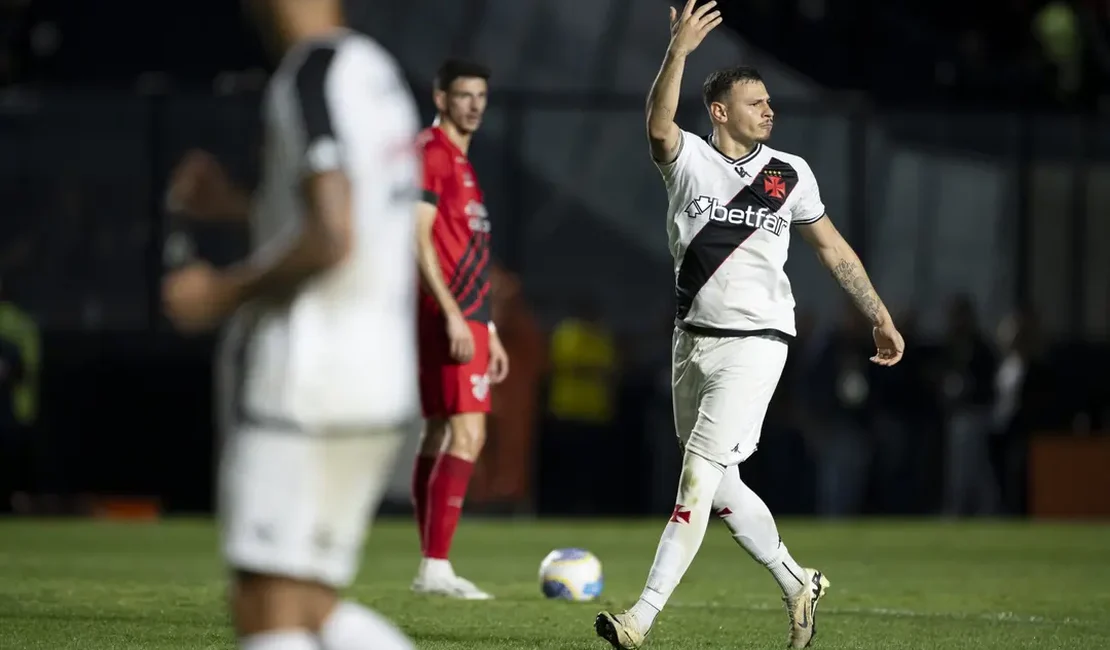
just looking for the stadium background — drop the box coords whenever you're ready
[3,2,1110,648]
[2,1,1109,522]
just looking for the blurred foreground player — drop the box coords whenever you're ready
[595,2,905,649]
[162,0,421,648]
[410,59,509,600]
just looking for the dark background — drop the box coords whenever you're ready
[1,0,1107,519]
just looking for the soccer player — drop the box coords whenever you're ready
[594,2,905,649]
[409,58,509,600]
[162,1,421,648]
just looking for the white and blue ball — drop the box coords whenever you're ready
[538,548,603,601]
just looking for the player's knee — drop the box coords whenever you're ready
[419,419,449,455]
[445,413,486,460]
[677,449,726,509]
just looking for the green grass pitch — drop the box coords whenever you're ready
[1,517,1108,649]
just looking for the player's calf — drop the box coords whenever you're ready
[598,451,725,645]
[709,464,831,646]
[712,465,809,598]
[413,419,449,554]
[231,573,416,650]
[413,411,492,599]
[230,572,335,648]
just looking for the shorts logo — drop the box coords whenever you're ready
[470,373,490,401]
[313,528,334,551]
[252,523,274,544]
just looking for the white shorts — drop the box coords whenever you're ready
[217,425,404,588]
[672,329,789,466]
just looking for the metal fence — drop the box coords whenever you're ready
[0,90,1107,340]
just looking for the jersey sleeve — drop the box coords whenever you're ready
[293,44,353,178]
[652,129,696,185]
[420,142,452,207]
[790,157,826,225]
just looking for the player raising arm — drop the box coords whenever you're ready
[645,0,722,165]
[596,2,903,649]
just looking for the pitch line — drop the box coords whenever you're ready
[672,601,1091,626]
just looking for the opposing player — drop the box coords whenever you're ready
[162,1,421,648]
[595,2,904,649]
[409,58,509,600]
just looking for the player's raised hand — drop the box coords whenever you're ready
[871,321,905,367]
[166,149,243,220]
[446,312,476,364]
[668,0,723,56]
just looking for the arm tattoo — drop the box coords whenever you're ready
[648,103,675,123]
[832,258,882,323]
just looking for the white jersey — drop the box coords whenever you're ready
[656,130,826,337]
[232,29,421,430]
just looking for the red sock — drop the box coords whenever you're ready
[411,455,437,554]
[424,454,475,560]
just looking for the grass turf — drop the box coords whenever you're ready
[1,517,1108,649]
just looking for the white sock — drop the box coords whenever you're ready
[319,601,413,650]
[240,630,317,650]
[630,451,725,629]
[418,557,454,580]
[713,464,807,597]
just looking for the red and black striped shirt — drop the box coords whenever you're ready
[416,126,491,323]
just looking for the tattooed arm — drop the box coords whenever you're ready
[797,215,905,365]
[796,216,888,324]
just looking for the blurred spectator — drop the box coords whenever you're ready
[1099,288,1110,429]
[1079,0,1110,106]
[0,274,40,512]
[758,308,819,514]
[1033,0,1084,102]
[868,310,935,514]
[991,305,1054,516]
[768,308,816,431]
[471,266,547,509]
[537,298,619,515]
[633,305,684,515]
[805,304,875,517]
[939,294,999,517]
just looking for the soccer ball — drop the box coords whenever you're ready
[538,548,603,601]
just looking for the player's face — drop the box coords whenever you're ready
[722,80,774,144]
[435,77,488,135]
